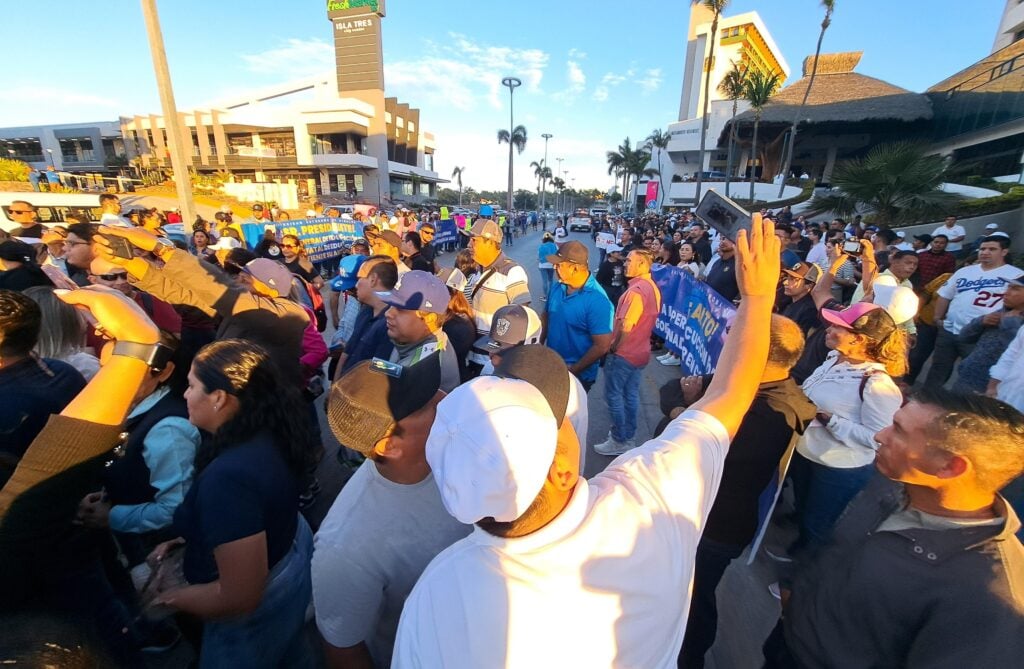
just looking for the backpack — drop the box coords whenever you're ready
[293,274,327,332]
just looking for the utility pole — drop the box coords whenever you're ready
[141,0,196,225]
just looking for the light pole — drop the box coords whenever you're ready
[562,170,569,214]
[570,177,576,213]
[141,0,196,225]
[45,149,55,169]
[540,132,552,213]
[555,157,564,213]
[501,76,522,213]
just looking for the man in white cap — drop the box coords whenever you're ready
[392,217,781,668]
[462,218,531,376]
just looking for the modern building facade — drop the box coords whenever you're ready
[993,0,1024,53]
[0,122,126,173]
[120,72,441,203]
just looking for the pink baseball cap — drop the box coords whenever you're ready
[821,302,897,340]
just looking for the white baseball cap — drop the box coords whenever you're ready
[426,376,558,524]
[985,223,999,230]
[872,275,919,325]
[209,236,241,251]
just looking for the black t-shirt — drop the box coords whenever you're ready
[406,252,432,273]
[283,257,319,283]
[0,264,53,292]
[11,223,45,238]
[791,297,842,384]
[703,378,817,547]
[704,256,738,302]
[173,431,300,584]
[781,294,819,336]
[443,314,476,383]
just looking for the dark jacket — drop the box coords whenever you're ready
[785,475,1024,668]
[134,249,309,382]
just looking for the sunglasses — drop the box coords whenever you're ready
[281,243,298,249]
[96,271,128,281]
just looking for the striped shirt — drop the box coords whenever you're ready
[467,254,531,364]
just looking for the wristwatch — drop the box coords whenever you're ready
[152,236,176,261]
[112,341,174,371]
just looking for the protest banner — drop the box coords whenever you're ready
[276,217,364,263]
[595,232,615,250]
[651,263,736,377]
[433,219,458,245]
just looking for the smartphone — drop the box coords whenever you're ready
[695,190,752,242]
[842,240,863,256]
[369,357,403,378]
[106,235,135,260]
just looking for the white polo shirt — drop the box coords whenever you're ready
[392,410,729,669]
[931,223,966,252]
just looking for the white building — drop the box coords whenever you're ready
[993,0,1024,52]
[640,5,789,209]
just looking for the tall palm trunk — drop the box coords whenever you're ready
[694,8,721,207]
[725,98,739,197]
[777,2,834,197]
[748,113,762,202]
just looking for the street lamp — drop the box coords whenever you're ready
[45,148,54,169]
[570,177,576,213]
[501,76,522,213]
[555,157,564,214]
[540,132,552,213]
[562,170,569,214]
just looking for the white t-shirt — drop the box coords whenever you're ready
[991,324,1024,413]
[312,462,470,667]
[392,410,729,669]
[937,264,1023,334]
[932,224,966,252]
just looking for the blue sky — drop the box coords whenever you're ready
[0,0,1007,190]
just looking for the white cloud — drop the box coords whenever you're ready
[601,72,627,86]
[568,48,587,60]
[240,38,334,76]
[592,86,609,102]
[636,68,663,94]
[385,33,549,110]
[567,61,586,88]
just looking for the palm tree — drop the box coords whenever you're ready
[530,159,545,207]
[606,137,638,206]
[717,60,748,197]
[804,142,960,226]
[692,0,730,207]
[645,128,671,210]
[778,0,836,197]
[451,166,465,205]
[550,176,565,213]
[743,69,782,202]
[498,125,528,211]
[626,147,658,212]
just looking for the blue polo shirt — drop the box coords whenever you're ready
[546,274,614,382]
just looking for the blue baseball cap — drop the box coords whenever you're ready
[376,270,449,315]
[330,253,367,292]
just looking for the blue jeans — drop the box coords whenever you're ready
[789,453,875,550]
[540,267,554,297]
[200,516,314,669]
[604,353,644,441]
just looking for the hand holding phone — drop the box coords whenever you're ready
[695,190,752,242]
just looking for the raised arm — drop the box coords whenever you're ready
[691,215,780,437]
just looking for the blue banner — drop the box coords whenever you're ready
[433,219,458,245]
[651,264,736,376]
[276,217,365,263]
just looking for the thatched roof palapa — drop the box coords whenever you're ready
[724,51,933,140]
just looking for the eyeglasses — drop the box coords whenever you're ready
[95,272,128,281]
[281,243,298,249]
[66,240,90,247]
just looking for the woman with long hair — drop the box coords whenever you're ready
[677,241,704,278]
[152,339,314,666]
[191,230,216,263]
[788,302,907,551]
[656,241,680,267]
[23,286,100,380]
[439,267,476,383]
[280,234,323,288]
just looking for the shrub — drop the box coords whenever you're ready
[0,158,31,182]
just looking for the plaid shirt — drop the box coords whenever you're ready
[915,250,956,286]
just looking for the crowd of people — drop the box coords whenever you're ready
[1,191,1023,668]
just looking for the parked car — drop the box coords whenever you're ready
[567,215,592,232]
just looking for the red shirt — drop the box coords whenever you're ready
[915,250,956,286]
[613,276,662,367]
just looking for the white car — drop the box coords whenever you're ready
[567,216,592,232]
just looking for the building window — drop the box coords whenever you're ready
[1015,29,1024,43]
[732,27,739,36]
